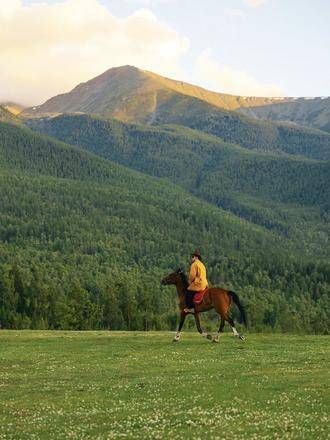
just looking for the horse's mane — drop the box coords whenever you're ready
[178,269,188,289]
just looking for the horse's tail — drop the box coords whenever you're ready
[229,291,247,327]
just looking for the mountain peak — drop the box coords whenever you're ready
[21,65,328,131]
[21,65,282,122]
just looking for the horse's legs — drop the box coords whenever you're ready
[219,317,226,333]
[194,313,208,339]
[227,315,245,340]
[173,312,186,342]
[213,317,225,342]
[211,290,246,341]
[194,310,214,341]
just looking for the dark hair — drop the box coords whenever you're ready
[192,254,202,262]
[192,249,202,261]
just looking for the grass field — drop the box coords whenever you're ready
[0,331,329,439]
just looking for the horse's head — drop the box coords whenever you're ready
[161,268,185,286]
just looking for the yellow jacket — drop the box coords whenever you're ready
[188,259,208,291]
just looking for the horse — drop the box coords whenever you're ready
[161,269,247,342]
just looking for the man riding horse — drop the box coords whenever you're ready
[184,249,208,314]
[161,250,247,341]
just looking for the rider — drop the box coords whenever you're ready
[184,249,209,314]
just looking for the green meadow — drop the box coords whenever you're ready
[0,331,329,439]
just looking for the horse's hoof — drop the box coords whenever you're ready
[206,334,213,341]
[212,337,219,343]
[239,334,246,341]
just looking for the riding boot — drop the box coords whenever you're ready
[184,290,195,313]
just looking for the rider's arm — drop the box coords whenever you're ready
[189,262,198,284]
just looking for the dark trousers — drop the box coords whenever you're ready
[185,290,195,308]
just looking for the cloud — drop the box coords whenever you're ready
[124,0,175,4]
[224,8,244,17]
[243,0,266,7]
[0,0,189,105]
[195,50,284,97]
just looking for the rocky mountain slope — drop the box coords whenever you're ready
[238,97,330,133]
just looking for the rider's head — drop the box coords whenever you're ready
[191,249,202,261]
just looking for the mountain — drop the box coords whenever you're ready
[238,97,330,133]
[3,120,329,332]
[21,65,329,134]
[22,66,330,161]
[20,66,330,258]
[22,65,292,122]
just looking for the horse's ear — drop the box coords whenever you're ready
[176,268,183,274]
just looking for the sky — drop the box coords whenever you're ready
[0,0,329,105]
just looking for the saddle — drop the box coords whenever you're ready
[193,287,208,305]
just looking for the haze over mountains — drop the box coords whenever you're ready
[0,65,329,332]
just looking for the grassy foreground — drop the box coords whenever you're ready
[0,331,329,439]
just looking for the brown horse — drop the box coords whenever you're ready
[161,269,247,342]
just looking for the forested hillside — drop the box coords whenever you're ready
[30,114,329,202]
[29,114,330,257]
[0,121,329,332]
[151,94,330,161]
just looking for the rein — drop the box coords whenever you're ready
[174,271,188,307]
[179,271,188,290]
